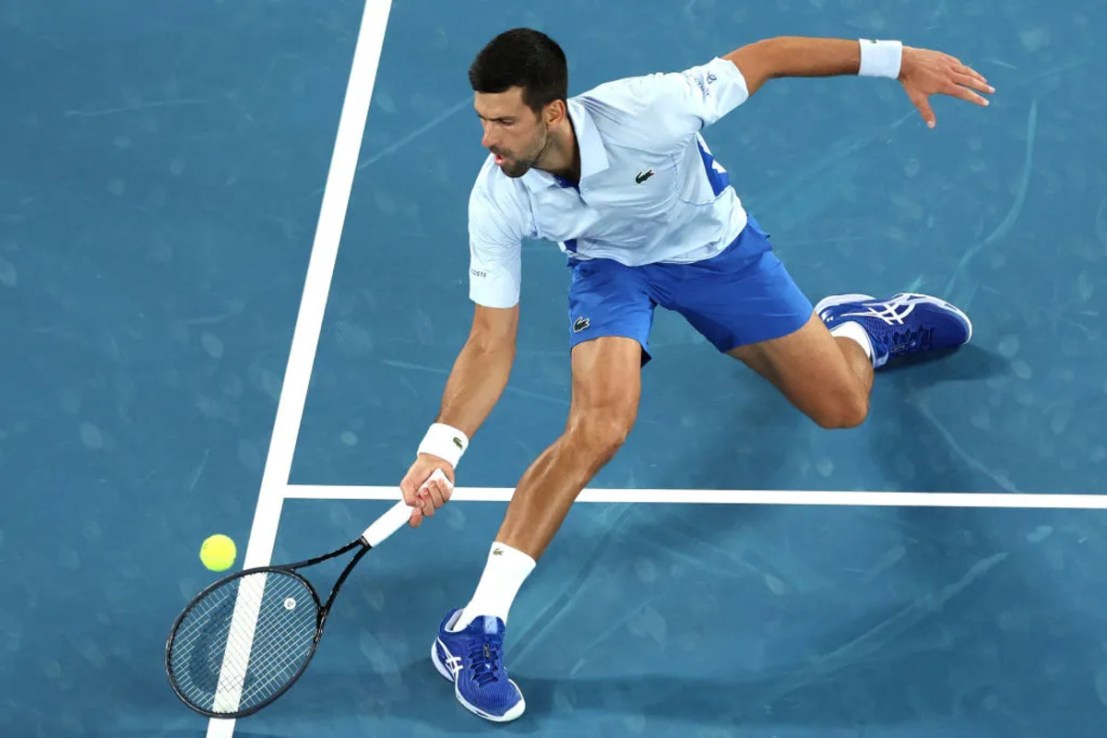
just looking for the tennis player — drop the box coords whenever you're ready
[399,28,993,722]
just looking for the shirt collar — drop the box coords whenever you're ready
[521,98,609,192]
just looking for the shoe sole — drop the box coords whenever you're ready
[814,292,973,344]
[431,638,526,723]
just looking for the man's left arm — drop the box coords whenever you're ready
[725,37,995,128]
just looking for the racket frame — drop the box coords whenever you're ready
[164,538,373,718]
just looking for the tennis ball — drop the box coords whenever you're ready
[200,534,237,572]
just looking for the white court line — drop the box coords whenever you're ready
[205,1,392,736]
[286,484,1107,509]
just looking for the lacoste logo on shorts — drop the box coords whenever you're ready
[573,316,590,333]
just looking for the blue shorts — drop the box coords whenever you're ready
[567,217,812,363]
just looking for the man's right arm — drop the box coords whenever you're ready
[402,304,518,527]
[435,303,518,439]
[402,161,526,525]
[441,165,526,437]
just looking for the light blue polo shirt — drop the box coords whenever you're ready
[467,56,752,309]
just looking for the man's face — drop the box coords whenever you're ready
[474,87,550,178]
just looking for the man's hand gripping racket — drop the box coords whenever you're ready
[401,453,456,528]
[164,469,453,718]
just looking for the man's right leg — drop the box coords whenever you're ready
[431,336,642,722]
[495,334,643,559]
[433,253,654,722]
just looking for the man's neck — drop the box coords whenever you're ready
[537,117,581,185]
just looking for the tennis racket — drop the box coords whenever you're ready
[164,470,448,718]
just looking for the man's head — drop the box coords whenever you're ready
[469,28,568,178]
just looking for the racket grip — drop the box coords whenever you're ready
[359,469,451,547]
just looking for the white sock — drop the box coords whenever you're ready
[450,542,536,631]
[830,320,874,365]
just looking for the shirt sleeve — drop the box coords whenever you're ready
[467,177,524,309]
[638,57,750,143]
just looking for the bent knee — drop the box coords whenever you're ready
[812,392,869,429]
[566,409,636,459]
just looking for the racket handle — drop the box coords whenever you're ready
[359,469,451,547]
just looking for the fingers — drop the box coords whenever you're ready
[400,463,455,528]
[911,92,937,129]
[415,484,438,519]
[943,56,995,108]
[952,72,994,95]
[407,480,437,528]
[419,474,452,511]
[901,53,995,129]
[950,84,991,107]
[400,474,435,517]
[408,506,424,529]
[399,476,419,508]
[402,478,426,528]
[951,73,995,105]
[954,62,990,87]
[950,57,995,106]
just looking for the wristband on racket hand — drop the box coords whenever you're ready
[417,423,469,468]
[858,39,903,79]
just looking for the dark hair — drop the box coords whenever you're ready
[468,28,568,115]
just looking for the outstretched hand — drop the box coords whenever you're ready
[899,46,995,128]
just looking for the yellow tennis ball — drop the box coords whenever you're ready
[200,534,237,572]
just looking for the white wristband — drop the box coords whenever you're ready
[858,39,903,79]
[417,423,469,467]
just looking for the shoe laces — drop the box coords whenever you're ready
[883,325,933,355]
[467,637,502,687]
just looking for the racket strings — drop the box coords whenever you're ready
[169,571,319,713]
[175,573,315,709]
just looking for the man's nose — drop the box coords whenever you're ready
[480,122,497,151]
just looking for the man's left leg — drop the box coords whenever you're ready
[653,218,972,427]
[730,289,974,427]
[728,312,874,429]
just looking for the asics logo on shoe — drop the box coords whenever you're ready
[831,294,938,325]
[835,306,913,324]
[445,653,463,675]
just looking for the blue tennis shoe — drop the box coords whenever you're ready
[431,608,525,722]
[815,292,973,368]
